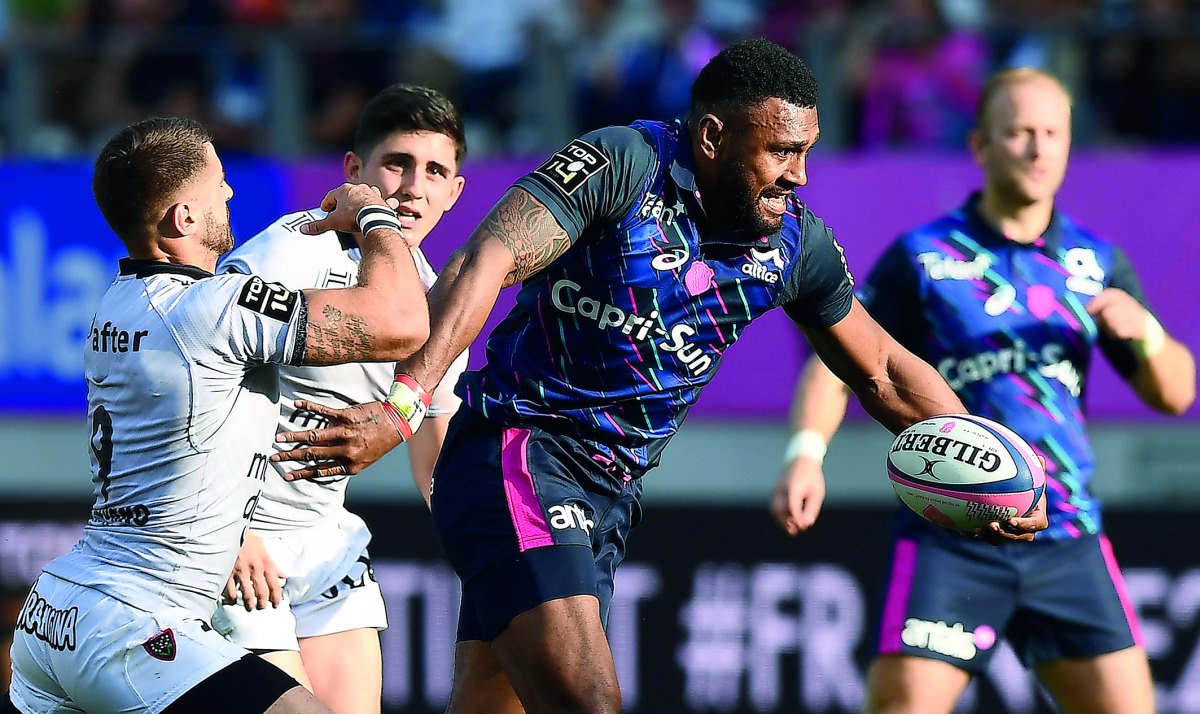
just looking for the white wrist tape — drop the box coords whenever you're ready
[784,429,828,465]
[355,204,403,237]
[1133,313,1166,360]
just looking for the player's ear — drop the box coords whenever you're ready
[968,129,987,167]
[344,151,363,182]
[444,174,466,211]
[159,202,193,239]
[695,114,724,159]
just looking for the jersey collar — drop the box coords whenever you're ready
[119,258,213,280]
[962,192,1065,253]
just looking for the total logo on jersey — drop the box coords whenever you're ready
[901,618,995,660]
[551,279,714,377]
[937,340,1082,396]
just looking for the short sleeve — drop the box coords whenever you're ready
[514,126,657,242]
[856,238,923,342]
[176,273,308,367]
[780,209,855,328]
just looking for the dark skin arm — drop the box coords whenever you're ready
[802,299,1047,541]
[271,187,571,479]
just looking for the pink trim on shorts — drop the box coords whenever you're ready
[879,538,918,653]
[501,427,553,552]
[1099,534,1145,646]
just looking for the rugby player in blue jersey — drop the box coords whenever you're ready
[772,68,1196,714]
[271,40,1047,713]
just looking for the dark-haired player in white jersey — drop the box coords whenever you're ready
[213,84,470,713]
[5,117,429,714]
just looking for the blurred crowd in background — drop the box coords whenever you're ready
[2,0,1200,158]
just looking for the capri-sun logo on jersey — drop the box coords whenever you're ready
[551,279,713,377]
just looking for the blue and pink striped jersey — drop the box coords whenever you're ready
[457,119,855,475]
[860,195,1149,539]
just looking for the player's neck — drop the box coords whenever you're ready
[978,189,1053,245]
[131,240,219,274]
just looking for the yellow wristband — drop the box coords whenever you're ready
[784,429,828,465]
[1133,313,1166,360]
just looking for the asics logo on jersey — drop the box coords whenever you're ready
[917,252,991,281]
[548,503,594,535]
[938,340,1081,395]
[16,589,78,652]
[901,618,990,660]
[551,279,714,377]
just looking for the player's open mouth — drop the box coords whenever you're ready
[397,208,421,229]
[760,193,787,216]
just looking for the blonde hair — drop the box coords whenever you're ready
[975,68,1072,134]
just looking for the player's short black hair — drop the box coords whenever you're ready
[354,84,468,169]
[690,38,819,119]
[92,117,213,241]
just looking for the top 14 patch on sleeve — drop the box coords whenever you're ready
[532,138,611,196]
[237,276,299,322]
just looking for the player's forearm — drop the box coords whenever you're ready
[1132,336,1196,415]
[302,227,429,366]
[856,350,966,436]
[789,356,852,442]
[394,240,508,390]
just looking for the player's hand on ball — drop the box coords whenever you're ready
[272,399,403,480]
[770,457,826,536]
[224,531,285,611]
[299,183,400,236]
[971,455,1049,544]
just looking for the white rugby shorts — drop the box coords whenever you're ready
[9,572,248,714]
[211,511,387,651]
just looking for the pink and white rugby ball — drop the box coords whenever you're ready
[887,414,1045,532]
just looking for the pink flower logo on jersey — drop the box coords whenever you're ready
[1026,285,1058,321]
[684,261,714,296]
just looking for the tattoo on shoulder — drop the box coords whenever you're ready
[304,303,372,364]
[486,189,571,287]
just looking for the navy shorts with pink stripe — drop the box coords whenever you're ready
[872,520,1143,672]
[430,408,643,643]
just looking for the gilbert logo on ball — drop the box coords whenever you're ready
[887,414,1045,531]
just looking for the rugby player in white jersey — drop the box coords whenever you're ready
[5,117,429,714]
[213,84,470,713]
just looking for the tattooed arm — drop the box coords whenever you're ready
[299,183,430,365]
[397,186,569,390]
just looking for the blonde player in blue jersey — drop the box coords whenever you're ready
[5,118,430,713]
[772,68,1196,714]
[265,40,1048,714]
[213,84,470,714]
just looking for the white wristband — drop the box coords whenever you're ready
[355,204,403,237]
[1132,313,1166,360]
[784,429,828,465]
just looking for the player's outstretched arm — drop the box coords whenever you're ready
[770,356,850,536]
[296,183,430,366]
[272,187,572,481]
[804,300,1047,541]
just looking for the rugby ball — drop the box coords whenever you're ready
[887,414,1045,532]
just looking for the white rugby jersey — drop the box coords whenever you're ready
[43,260,306,616]
[219,209,469,533]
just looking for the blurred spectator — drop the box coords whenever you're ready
[845,0,986,150]
[401,0,569,155]
[1089,0,1200,144]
